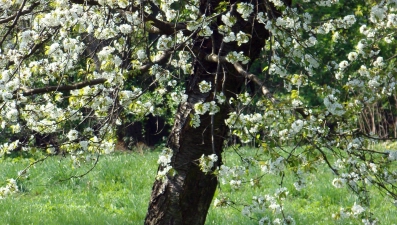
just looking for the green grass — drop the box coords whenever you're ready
[206,147,397,225]
[0,151,158,225]
[0,148,396,225]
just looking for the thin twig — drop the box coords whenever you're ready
[16,155,49,181]
[58,154,100,182]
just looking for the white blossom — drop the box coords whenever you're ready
[198,80,211,93]
[347,52,358,61]
[221,13,236,27]
[373,56,384,67]
[208,101,220,115]
[119,24,132,34]
[236,3,254,21]
[351,202,365,216]
[223,32,236,43]
[332,178,346,188]
[324,94,345,116]
[291,119,304,134]
[67,129,79,141]
[236,31,249,46]
[194,102,210,115]
[269,0,285,7]
[199,154,218,173]
[338,60,349,70]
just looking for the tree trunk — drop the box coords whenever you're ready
[145,1,289,224]
[144,44,239,225]
[144,100,227,225]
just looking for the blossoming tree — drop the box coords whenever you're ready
[1,0,397,224]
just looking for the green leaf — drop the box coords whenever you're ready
[215,1,229,13]
[291,90,299,99]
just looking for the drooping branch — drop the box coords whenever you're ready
[204,53,276,103]
[204,53,314,120]
[233,62,277,103]
[235,61,311,119]
[16,155,48,181]
[14,78,107,98]
[0,2,40,24]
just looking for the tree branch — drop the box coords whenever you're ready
[136,29,198,73]
[15,78,107,98]
[69,0,100,5]
[233,62,277,103]
[204,54,277,103]
[70,0,186,35]
[144,14,187,35]
[204,53,315,120]
[0,2,40,24]
[0,0,28,46]
[137,50,173,74]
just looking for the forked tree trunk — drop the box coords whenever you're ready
[145,1,289,224]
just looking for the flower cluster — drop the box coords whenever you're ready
[218,165,245,189]
[323,94,345,116]
[156,148,175,181]
[0,179,19,199]
[0,141,21,157]
[332,202,366,220]
[170,91,188,104]
[221,13,236,27]
[118,88,143,107]
[241,188,290,217]
[213,196,231,207]
[194,101,219,116]
[190,114,201,128]
[216,92,226,104]
[261,157,286,175]
[236,3,254,21]
[269,0,286,7]
[225,51,250,64]
[157,35,174,51]
[170,51,192,75]
[199,154,218,173]
[225,112,264,142]
[198,80,211,93]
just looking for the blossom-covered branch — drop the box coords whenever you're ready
[0,1,40,24]
[0,0,28,46]
[70,0,186,35]
[232,62,277,103]
[14,78,107,98]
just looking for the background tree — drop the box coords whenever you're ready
[1,0,397,225]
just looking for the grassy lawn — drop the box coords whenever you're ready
[1,148,396,224]
[208,147,397,225]
[0,151,158,225]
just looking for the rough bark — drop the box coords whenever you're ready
[144,49,235,225]
[145,1,290,224]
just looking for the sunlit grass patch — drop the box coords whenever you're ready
[1,146,396,224]
[206,146,397,225]
[0,151,158,225]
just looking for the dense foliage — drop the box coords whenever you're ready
[1,0,397,224]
